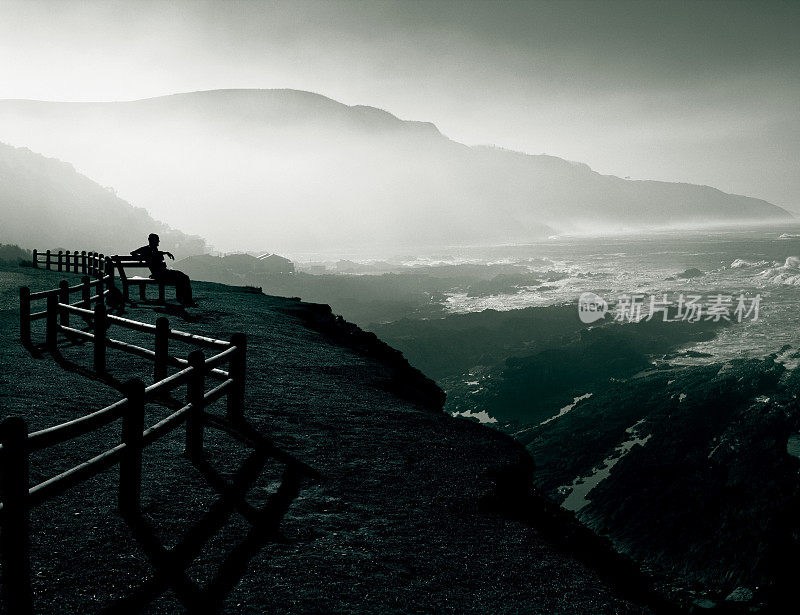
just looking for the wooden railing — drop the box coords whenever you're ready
[31,249,110,278]
[20,274,112,348]
[2,264,248,614]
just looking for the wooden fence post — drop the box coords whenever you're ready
[104,258,114,295]
[0,416,33,615]
[227,333,247,421]
[154,318,169,383]
[65,250,71,273]
[57,250,63,272]
[59,280,70,328]
[19,287,31,346]
[45,249,51,270]
[81,276,91,309]
[81,250,87,275]
[32,249,38,269]
[119,379,145,519]
[94,301,107,373]
[46,293,58,348]
[186,350,205,462]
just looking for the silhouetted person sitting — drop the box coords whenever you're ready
[131,234,196,307]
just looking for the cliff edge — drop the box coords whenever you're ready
[0,266,652,613]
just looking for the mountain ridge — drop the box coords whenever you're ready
[0,89,789,252]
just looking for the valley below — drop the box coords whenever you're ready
[244,230,800,610]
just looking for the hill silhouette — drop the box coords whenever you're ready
[0,89,790,253]
[0,142,206,258]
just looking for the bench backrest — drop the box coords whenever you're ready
[112,256,151,282]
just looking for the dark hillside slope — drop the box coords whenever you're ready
[0,265,650,613]
[0,142,206,257]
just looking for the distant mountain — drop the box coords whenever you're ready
[0,89,790,253]
[0,142,206,257]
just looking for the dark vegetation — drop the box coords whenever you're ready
[278,299,445,411]
[374,299,800,609]
[374,304,588,380]
[0,243,30,266]
[525,355,800,609]
[374,305,724,422]
[463,315,724,424]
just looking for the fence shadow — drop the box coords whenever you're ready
[41,328,319,613]
[101,441,315,614]
[23,322,92,359]
[7,250,320,614]
[48,345,126,391]
[151,304,201,323]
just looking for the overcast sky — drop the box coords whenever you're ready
[0,0,797,210]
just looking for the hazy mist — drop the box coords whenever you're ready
[0,89,789,255]
[0,0,797,214]
[2,6,800,609]
[0,141,206,257]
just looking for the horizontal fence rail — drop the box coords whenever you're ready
[3,254,248,614]
[21,249,114,348]
[32,249,109,278]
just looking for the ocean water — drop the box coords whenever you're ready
[409,225,800,365]
[408,225,800,520]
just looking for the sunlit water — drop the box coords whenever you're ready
[292,225,800,390]
[407,225,800,365]
[291,224,800,368]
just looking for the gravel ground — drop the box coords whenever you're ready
[0,265,653,614]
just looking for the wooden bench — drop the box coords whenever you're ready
[112,255,173,304]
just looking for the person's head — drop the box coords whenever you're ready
[148,233,160,247]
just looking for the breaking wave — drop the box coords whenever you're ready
[730,258,773,269]
[759,256,800,285]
